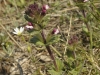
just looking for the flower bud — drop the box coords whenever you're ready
[25,3,39,17]
[83,0,88,2]
[52,28,59,34]
[41,5,49,16]
[25,22,34,30]
[42,5,49,10]
[68,35,79,45]
[41,9,46,16]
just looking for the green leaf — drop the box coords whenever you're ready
[82,25,89,34]
[69,69,78,75]
[28,29,40,35]
[48,70,63,75]
[56,59,64,71]
[24,15,43,29]
[41,15,50,27]
[46,35,60,45]
[20,0,25,5]
[30,35,44,46]
[24,15,34,23]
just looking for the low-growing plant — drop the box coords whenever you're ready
[24,3,61,71]
[6,0,100,75]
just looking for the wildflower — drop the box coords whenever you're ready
[73,0,89,3]
[52,28,59,34]
[84,0,88,2]
[68,35,79,45]
[41,9,46,16]
[13,27,24,35]
[41,5,49,16]
[25,22,34,30]
[42,5,49,10]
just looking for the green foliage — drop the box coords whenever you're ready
[48,70,62,75]
[48,59,64,75]
[82,25,89,34]
[24,14,44,29]
[0,33,9,45]
[1,0,100,75]
[0,33,14,56]
[46,35,61,45]
[41,15,50,28]
[8,0,26,7]
[24,15,36,24]
[30,34,44,46]
[56,59,64,71]
[2,41,14,56]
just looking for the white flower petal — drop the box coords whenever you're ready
[14,27,19,32]
[20,27,24,33]
[13,32,17,34]
[13,27,24,35]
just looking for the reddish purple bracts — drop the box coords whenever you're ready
[25,22,34,30]
[42,5,49,10]
[68,35,79,45]
[25,3,39,17]
[52,28,59,35]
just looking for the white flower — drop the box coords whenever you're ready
[13,27,24,35]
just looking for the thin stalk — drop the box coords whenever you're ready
[81,9,90,31]
[81,9,93,51]
[41,30,58,71]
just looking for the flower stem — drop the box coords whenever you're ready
[81,9,90,31]
[41,29,58,71]
[46,45,58,71]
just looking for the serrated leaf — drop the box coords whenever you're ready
[28,29,40,35]
[30,35,44,46]
[56,59,64,71]
[69,69,78,75]
[46,35,60,45]
[41,15,50,27]
[24,15,35,23]
[48,70,62,75]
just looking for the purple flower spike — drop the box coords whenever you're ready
[52,28,59,35]
[25,3,39,17]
